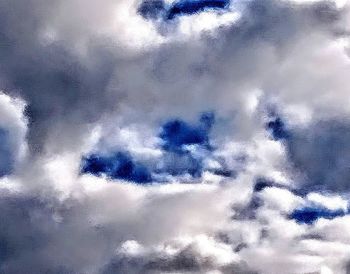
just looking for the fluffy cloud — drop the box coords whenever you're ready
[1,0,350,273]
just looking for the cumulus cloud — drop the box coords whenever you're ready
[1,0,350,273]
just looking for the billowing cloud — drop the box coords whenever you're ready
[1,0,350,273]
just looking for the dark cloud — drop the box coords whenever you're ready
[253,178,276,192]
[216,0,343,63]
[102,241,257,274]
[104,246,211,273]
[266,117,290,141]
[0,191,76,273]
[0,186,250,273]
[0,190,137,273]
[0,128,15,177]
[287,120,350,193]
[0,0,344,157]
[0,0,120,154]
[138,0,166,20]
[346,261,350,274]
[233,195,263,221]
[212,168,236,177]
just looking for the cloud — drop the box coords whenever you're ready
[82,112,232,181]
[1,0,350,273]
[0,93,27,177]
[103,236,256,274]
[138,0,167,20]
[266,115,291,141]
[287,120,350,192]
[0,129,15,176]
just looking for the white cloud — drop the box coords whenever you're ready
[306,192,349,211]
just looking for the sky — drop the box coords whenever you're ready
[0,0,350,273]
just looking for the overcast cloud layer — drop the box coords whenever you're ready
[1,0,350,273]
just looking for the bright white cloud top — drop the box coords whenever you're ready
[0,0,350,273]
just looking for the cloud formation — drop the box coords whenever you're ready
[0,0,350,273]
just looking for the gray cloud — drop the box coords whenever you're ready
[1,0,346,155]
[102,242,257,274]
[288,120,350,192]
[0,0,122,154]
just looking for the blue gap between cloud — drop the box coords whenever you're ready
[155,112,215,178]
[81,112,236,183]
[289,206,347,225]
[81,152,152,184]
[252,177,349,225]
[167,0,230,20]
[159,112,214,153]
[138,0,230,20]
